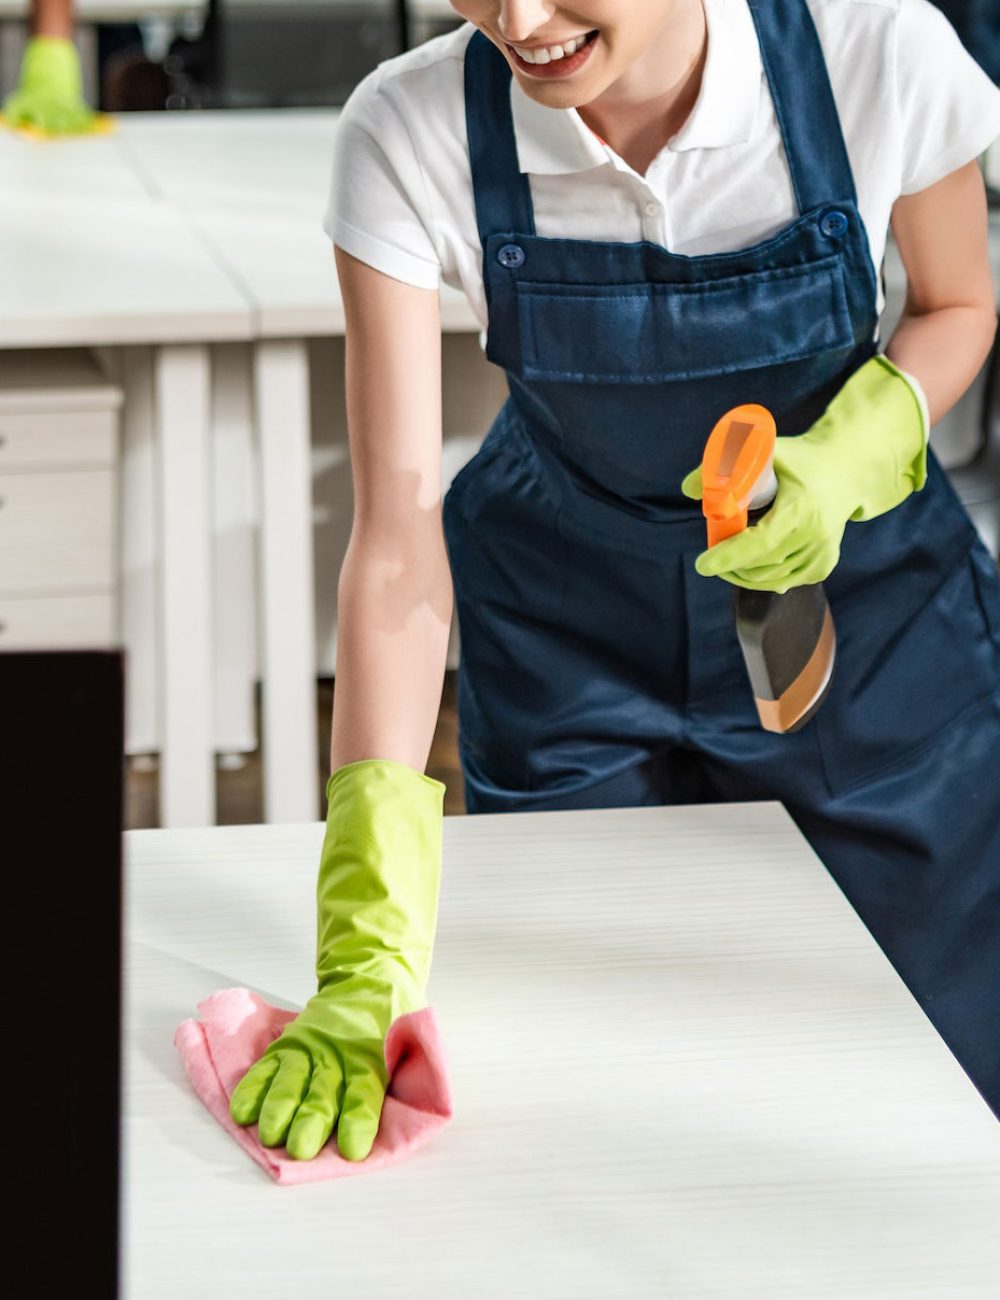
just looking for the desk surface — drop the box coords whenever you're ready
[124,801,1000,1300]
[115,109,477,335]
[0,109,477,343]
[0,127,251,346]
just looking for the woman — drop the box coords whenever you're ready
[230,0,1000,1160]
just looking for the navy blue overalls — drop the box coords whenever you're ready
[442,0,1000,1117]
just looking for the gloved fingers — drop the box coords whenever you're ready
[738,536,838,586]
[680,465,703,500]
[229,1053,281,1126]
[38,103,94,134]
[336,1067,387,1162]
[2,92,93,134]
[719,568,802,594]
[719,539,836,592]
[695,506,805,578]
[725,543,814,588]
[285,1060,345,1161]
[256,1049,312,1147]
[44,103,82,132]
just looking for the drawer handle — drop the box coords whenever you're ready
[0,434,6,447]
[0,620,6,634]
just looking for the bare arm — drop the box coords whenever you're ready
[885,158,997,423]
[329,244,452,774]
[32,0,74,38]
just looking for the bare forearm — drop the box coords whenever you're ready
[886,160,997,426]
[329,528,453,774]
[32,0,74,38]
[884,304,997,426]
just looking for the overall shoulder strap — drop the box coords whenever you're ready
[464,28,537,240]
[744,0,858,212]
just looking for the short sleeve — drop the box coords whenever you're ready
[895,0,1000,195]
[322,72,442,289]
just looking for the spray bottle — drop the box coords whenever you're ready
[700,404,836,734]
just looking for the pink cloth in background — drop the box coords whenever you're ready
[174,987,454,1185]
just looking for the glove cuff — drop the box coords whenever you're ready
[878,354,930,482]
[872,353,929,494]
[21,36,82,97]
[317,759,446,994]
[325,756,446,806]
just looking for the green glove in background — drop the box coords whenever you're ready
[229,758,445,1162]
[680,354,929,593]
[2,36,98,135]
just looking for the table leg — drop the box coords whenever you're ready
[211,343,258,757]
[253,339,319,823]
[155,343,215,827]
[118,345,159,757]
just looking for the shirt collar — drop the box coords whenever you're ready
[509,0,763,175]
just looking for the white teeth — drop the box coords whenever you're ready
[512,32,590,64]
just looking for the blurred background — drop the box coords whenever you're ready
[0,0,998,830]
[0,2,466,112]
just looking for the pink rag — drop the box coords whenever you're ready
[173,987,454,1184]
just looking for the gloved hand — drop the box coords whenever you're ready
[2,36,98,135]
[681,355,930,593]
[229,758,446,1161]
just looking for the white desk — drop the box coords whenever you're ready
[0,127,252,828]
[124,802,1000,1299]
[115,109,480,825]
[0,108,485,831]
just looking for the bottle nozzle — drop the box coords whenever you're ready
[700,404,777,547]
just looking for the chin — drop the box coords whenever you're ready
[525,81,605,110]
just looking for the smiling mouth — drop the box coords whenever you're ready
[504,28,600,72]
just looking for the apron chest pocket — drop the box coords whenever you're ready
[815,544,1000,798]
[516,255,854,384]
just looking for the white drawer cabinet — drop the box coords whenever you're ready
[0,591,116,649]
[0,349,122,647]
[0,468,117,592]
[0,409,117,470]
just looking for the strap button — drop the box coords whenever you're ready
[820,209,849,238]
[497,243,526,269]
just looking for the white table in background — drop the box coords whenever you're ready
[0,126,252,828]
[115,108,479,824]
[2,108,483,831]
[124,800,1000,1299]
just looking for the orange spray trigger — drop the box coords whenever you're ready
[701,404,778,548]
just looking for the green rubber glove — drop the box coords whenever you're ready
[681,355,929,593]
[2,36,98,135]
[229,758,446,1161]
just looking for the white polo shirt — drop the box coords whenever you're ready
[322,0,1000,340]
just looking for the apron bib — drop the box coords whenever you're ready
[443,0,1000,1115]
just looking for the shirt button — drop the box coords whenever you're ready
[644,201,660,217]
[497,243,525,268]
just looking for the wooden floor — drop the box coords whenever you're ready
[125,670,466,829]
